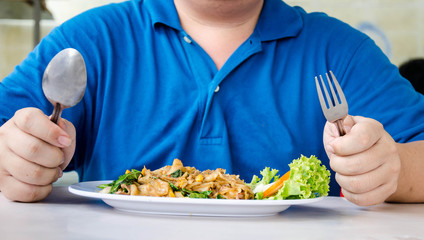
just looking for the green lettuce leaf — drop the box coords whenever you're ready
[247,167,279,199]
[249,155,330,200]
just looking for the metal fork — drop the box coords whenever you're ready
[315,71,349,136]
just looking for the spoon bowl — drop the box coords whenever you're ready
[42,48,87,123]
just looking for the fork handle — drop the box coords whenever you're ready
[335,119,346,136]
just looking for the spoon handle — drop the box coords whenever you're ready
[51,103,62,124]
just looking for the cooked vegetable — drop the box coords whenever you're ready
[249,155,330,200]
[98,169,142,194]
[169,169,183,178]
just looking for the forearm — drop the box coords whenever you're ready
[386,141,424,203]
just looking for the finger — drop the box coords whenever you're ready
[323,115,354,156]
[0,175,53,202]
[5,125,64,168]
[324,121,340,139]
[330,131,398,176]
[330,116,384,156]
[13,108,72,148]
[329,138,389,176]
[325,115,355,138]
[56,118,76,170]
[2,151,62,186]
[341,115,355,133]
[341,179,398,206]
[335,158,399,194]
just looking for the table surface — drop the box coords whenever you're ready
[0,185,423,240]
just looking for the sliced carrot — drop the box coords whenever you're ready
[263,171,290,198]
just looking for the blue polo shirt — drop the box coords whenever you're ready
[2,0,424,196]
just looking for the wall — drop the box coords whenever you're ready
[286,0,424,67]
[1,0,423,79]
[0,0,122,80]
[0,19,55,80]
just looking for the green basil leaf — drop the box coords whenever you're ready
[216,194,226,199]
[170,169,183,178]
[188,190,212,199]
[169,182,180,191]
[98,169,142,194]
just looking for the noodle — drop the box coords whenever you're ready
[99,159,254,200]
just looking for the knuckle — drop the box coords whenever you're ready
[47,168,60,183]
[15,108,38,131]
[390,144,398,155]
[375,121,384,131]
[32,166,59,185]
[388,181,398,195]
[389,159,401,175]
[329,158,337,170]
[25,185,51,202]
[50,149,64,167]
[367,118,384,131]
[26,186,41,202]
[31,164,44,179]
[45,125,59,142]
[344,159,361,175]
[28,141,42,155]
[350,195,367,206]
[42,149,63,168]
[357,131,372,148]
[348,176,363,193]
[347,192,373,206]
[347,194,360,205]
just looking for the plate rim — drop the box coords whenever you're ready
[68,180,325,206]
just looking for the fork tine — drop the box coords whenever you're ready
[315,71,349,136]
[325,72,340,105]
[315,76,327,110]
[329,70,347,105]
[319,74,333,108]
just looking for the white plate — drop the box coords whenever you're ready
[68,181,324,217]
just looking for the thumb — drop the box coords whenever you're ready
[323,115,355,157]
[57,118,76,170]
[324,115,355,138]
[342,115,355,134]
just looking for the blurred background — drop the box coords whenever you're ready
[0,0,123,81]
[0,0,423,184]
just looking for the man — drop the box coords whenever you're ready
[0,0,423,205]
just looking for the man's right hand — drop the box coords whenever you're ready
[0,107,76,202]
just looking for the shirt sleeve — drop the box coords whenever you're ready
[336,37,424,143]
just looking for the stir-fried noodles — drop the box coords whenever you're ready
[99,159,254,200]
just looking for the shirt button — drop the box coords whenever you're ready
[214,86,220,93]
[183,36,192,43]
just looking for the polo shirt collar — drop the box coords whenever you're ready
[144,0,183,30]
[143,0,303,40]
[256,0,303,41]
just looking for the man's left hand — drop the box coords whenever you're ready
[323,115,401,206]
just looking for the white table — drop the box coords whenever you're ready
[0,186,423,240]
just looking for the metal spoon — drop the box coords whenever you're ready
[42,48,87,123]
